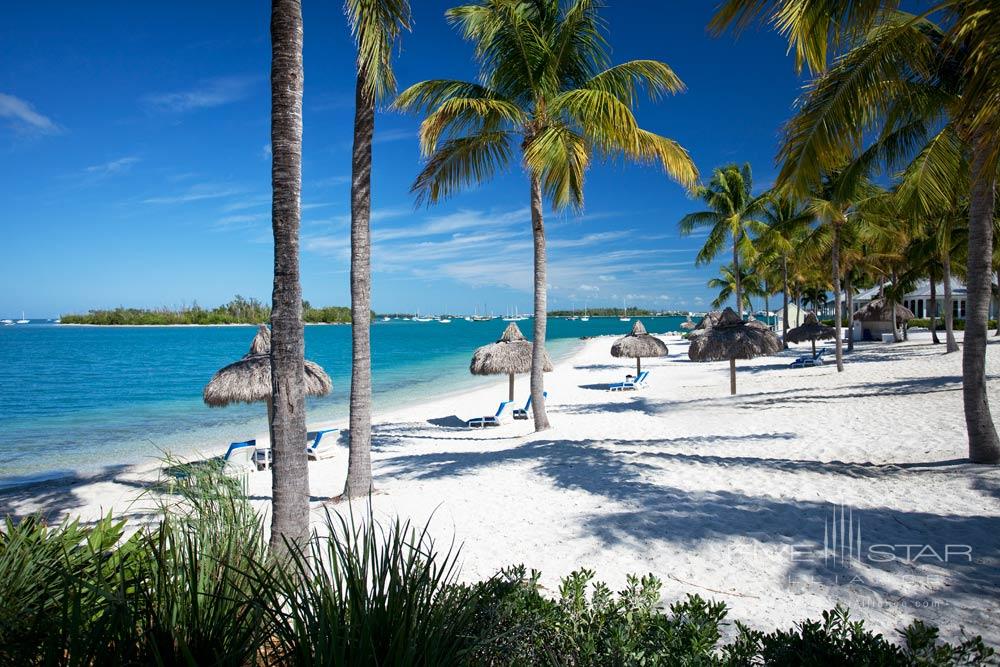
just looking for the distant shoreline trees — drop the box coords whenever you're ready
[60,296,358,325]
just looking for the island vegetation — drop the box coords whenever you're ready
[61,296,356,325]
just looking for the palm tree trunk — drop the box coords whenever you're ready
[733,235,742,317]
[782,256,789,349]
[529,174,550,430]
[845,272,854,352]
[963,129,1000,463]
[930,278,940,344]
[343,73,375,499]
[891,271,901,343]
[795,292,802,326]
[831,223,844,372]
[268,0,309,554]
[993,271,999,337]
[729,358,736,395]
[942,252,959,353]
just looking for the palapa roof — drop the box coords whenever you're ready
[687,311,722,338]
[470,322,553,376]
[785,312,836,344]
[611,320,668,359]
[203,325,332,407]
[853,298,915,322]
[687,308,782,362]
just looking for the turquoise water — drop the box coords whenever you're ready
[0,317,685,488]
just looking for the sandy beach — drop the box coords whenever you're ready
[3,331,998,644]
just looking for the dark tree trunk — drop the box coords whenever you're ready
[993,271,999,337]
[963,130,1000,463]
[930,278,940,344]
[846,272,854,352]
[733,234,742,317]
[268,0,309,554]
[831,223,844,372]
[891,271,901,343]
[942,251,959,353]
[782,256,789,349]
[529,174,550,430]
[343,73,375,499]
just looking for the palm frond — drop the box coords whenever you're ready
[411,131,514,206]
[584,60,685,105]
[345,0,412,102]
[524,123,589,210]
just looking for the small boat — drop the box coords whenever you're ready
[580,303,590,322]
[0,319,13,326]
[16,311,29,324]
[438,317,452,323]
[619,299,630,321]
[382,316,391,322]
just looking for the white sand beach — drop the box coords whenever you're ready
[3,331,998,644]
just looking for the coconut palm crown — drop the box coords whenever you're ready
[395,0,698,430]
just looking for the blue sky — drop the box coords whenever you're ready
[0,1,805,318]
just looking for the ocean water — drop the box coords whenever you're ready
[0,317,685,488]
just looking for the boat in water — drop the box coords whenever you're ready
[16,311,29,324]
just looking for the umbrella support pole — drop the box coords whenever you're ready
[729,358,736,395]
[811,339,816,356]
[636,358,641,375]
[508,374,515,402]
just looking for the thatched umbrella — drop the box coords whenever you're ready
[687,311,722,339]
[853,298,915,323]
[470,322,552,401]
[687,308,782,395]
[611,320,668,375]
[785,312,836,356]
[204,325,332,424]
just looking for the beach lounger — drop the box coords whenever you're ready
[790,347,828,368]
[467,400,512,428]
[609,370,648,391]
[512,391,547,420]
[306,429,339,459]
[222,440,257,489]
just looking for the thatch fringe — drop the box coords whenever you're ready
[611,320,668,359]
[688,308,782,362]
[470,322,553,375]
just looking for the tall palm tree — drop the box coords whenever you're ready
[800,286,827,314]
[395,0,697,430]
[342,0,411,499]
[711,0,1000,462]
[680,163,767,316]
[708,263,760,312]
[757,193,812,346]
[268,0,309,553]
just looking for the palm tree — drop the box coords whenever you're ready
[395,0,697,430]
[800,286,827,314]
[708,263,760,312]
[711,0,1000,462]
[342,0,411,499]
[757,193,812,346]
[680,164,766,317]
[268,0,309,553]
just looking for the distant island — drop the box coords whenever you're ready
[61,296,356,325]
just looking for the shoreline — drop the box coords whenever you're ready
[0,335,589,494]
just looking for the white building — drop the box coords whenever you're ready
[832,278,996,320]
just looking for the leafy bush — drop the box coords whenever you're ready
[1,475,994,666]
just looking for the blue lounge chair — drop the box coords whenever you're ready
[790,347,828,368]
[467,400,512,428]
[512,391,548,420]
[223,439,257,477]
[609,370,649,392]
[306,429,339,459]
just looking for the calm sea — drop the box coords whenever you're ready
[0,317,685,488]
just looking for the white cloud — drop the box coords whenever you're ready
[0,93,60,133]
[143,184,243,205]
[144,76,258,113]
[85,156,140,176]
[578,284,600,292]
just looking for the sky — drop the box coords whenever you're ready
[0,1,806,318]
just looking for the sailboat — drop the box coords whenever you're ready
[0,319,12,326]
[619,299,630,322]
[580,302,590,322]
[16,311,29,324]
